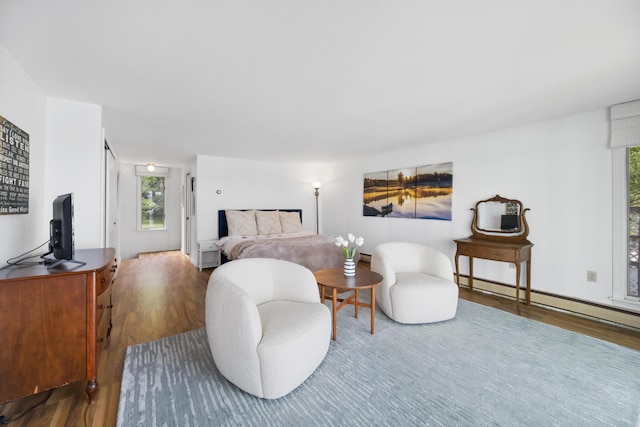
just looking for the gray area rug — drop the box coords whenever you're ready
[117,299,640,426]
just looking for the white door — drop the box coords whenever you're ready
[184,172,192,256]
[105,142,120,257]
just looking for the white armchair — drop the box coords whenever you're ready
[205,258,331,399]
[371,242,458,324]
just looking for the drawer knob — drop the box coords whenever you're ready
[97,338,104,343]
[97,304,103,310]
[101,278,106,283]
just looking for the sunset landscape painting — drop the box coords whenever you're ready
[363,162,453,220]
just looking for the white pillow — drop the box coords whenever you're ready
[226,210,257,236]
[279,211,303,233]
[256,210,283,235]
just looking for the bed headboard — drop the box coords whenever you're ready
[218,209,303,238]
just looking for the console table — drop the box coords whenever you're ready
[454,238,533,307]
[0,248,117,404]
[455,195,533,310]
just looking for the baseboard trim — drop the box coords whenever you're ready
[456,275,640,330]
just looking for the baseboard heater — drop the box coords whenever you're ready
[456,274,640,330]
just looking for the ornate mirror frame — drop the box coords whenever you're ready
[470,194,531,243]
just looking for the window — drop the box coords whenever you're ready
[627,146,640,298]
[139,175,165,230]
[611,100,640,309]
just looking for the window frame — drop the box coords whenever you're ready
[611,147,640,310]
[137,174,168,232]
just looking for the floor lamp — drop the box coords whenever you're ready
[313,183,321,234]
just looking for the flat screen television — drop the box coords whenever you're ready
[500,214,519,231]
[49,193,76,265]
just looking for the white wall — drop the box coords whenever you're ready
[118,162,183,259]
[193,154,325,262]
[0,39,620,310]
[0,43,47,263]
[322,109,615,308]
[0,45,111,264]
[45,97,104,250]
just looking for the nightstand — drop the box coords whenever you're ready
[198,240,220,271]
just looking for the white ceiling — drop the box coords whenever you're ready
[1,0,639,167]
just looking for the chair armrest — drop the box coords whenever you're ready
[272,260,322,304]
[206,277,263,393]
[371,253,397,288]
[419,249,454,281]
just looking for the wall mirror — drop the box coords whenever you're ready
[470,195,530,242]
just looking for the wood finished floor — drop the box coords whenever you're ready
[1,251,639,426]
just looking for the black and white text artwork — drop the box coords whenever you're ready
[0,116,29,215]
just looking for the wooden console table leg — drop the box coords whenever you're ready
[526,258,532,305]
[454,252,460,286]
[515,263,521,310]
[468,257,474,290]
[86,379,98,404]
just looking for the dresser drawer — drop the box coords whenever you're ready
[200,241,217,251]
[97,309,111,344]
[482,247,516,261]
[459,244,515,261]
[96,286,112,350]
[97,286,111,326]
[96,259,117,295]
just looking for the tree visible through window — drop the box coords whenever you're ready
[140,176,165,229]
[628,146,640,297]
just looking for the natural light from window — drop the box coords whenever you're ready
[628,147,640,298]
[140,176,165,230]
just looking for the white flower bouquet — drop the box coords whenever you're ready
[334,233,364,259]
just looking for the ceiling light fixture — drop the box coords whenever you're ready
[147,163,156,172]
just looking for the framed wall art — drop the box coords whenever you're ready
[0,116,29,215]
[363,162,452,220]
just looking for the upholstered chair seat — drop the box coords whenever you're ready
[371,242,459,324]
[205,258,331,399]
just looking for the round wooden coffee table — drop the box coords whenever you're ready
[313,268,383,341]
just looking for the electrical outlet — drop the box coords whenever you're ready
[587,271,597,283]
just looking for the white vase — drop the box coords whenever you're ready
[343,258,356,277]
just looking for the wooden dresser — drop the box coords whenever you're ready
[0,248,117,404]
